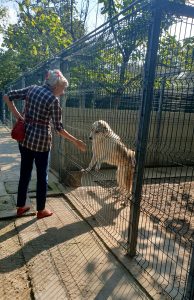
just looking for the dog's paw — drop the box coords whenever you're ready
[81,168,91,173]
[120,199,130,207]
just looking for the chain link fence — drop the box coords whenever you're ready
[1,1,194,299]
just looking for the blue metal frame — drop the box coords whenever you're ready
[127,0,162,257]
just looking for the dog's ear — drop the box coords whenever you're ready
[98,122,108,133]
[101,124,108,133]
[97,120,109,132]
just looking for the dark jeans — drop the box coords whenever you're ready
[17,144,50,211]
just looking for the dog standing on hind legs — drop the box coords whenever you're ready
[83,120,136,206]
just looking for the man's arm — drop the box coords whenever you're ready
[3,95,24,120]
[57,129,86,152]
[50,98,86,152]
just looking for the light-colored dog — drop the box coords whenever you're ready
[84,120,135,204]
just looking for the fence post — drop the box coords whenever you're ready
[127,1,162,257]
[0,91,3,122]
[184,243,194,300]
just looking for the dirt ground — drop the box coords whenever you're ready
[65,172,194,299]
[93,175,194,243]
[142,180,194,243]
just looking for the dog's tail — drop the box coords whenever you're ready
[128,150,136,167]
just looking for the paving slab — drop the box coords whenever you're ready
[0,209,36,219]
[4,180,36,194]
[0,195,36,219]
[0,195,17,211]
[4,179,62,195]
[0,182,7,197]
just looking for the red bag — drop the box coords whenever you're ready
[11,119,25,141]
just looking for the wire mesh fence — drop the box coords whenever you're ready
[1,0,194,299]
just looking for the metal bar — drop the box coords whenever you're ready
[60,0,150,59]
[154,78,165,165]
[184,244,194,300]
[151,0,194,18]
[127,0,162,257]
[156,78,165,140]
[165,2,194,19]
[0,91,3,122]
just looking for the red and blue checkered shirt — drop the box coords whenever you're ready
[8,84,64,152]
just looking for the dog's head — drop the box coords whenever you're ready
[89,120,111,140]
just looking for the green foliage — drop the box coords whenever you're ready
[183,37,194,71]
[99,0,186,15]
[94,0,151,95]
[1,0,86,78]
[158,32,194,71]
[70,0,193,98]
[1,0,193,95]
[0,49,21,89]
[158,33,183,68]
[3,8,72,62]
[0,6,7,33]
[94,0,191,96]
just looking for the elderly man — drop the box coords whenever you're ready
[3,69,86,219]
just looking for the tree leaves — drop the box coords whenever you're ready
[0,0,86,88]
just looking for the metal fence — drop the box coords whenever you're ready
[1,0,194,299]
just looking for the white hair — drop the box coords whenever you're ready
[45,69,69,87]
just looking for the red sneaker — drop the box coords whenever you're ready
[17,206,31,216]
[37,209,53,219]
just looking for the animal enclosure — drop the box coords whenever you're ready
[1,1,194,299]
[50,2,194,298]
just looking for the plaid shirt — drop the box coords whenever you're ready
[8,84,64,152]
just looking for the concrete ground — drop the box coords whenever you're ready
[0,123,153,300]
